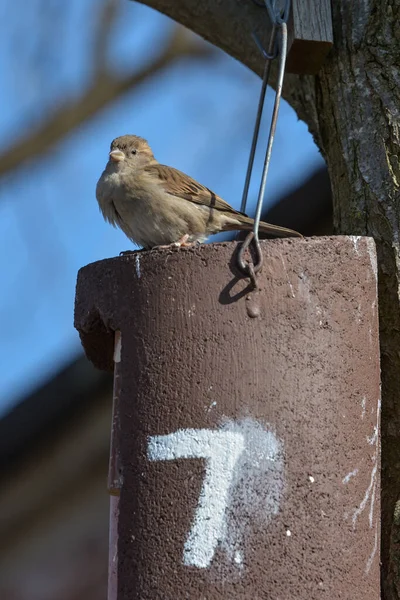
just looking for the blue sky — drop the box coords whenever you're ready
[0,1,323,415]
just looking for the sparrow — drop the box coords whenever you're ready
[96,135,302,249]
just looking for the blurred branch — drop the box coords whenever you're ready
[94,0,119,74]
[0,27,211,177]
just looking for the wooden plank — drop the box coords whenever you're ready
[286,0,334,74]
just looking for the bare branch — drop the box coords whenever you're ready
[0,28,211,177]
[94,0,119,74]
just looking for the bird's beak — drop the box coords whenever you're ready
[109,149,125,163]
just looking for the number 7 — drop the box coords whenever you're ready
[147,429,245,568]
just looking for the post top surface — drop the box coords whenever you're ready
[74,236,377,371]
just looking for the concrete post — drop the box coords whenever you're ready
[74,237,381,599]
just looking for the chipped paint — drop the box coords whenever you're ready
[135,253,141,279]
[342,469,359,484]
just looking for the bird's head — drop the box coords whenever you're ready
[107,135,155,170]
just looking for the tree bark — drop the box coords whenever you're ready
[136,0,400,597]
[317,4,400,598]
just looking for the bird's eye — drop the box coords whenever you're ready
[131,149,137,155]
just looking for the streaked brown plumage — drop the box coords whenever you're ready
[96,135,302,249]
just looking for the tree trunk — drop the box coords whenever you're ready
[317,5,400,598]
[136,1,400,596]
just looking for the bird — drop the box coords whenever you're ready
[96,135,302,250]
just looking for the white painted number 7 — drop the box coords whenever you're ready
[147,429,245,568]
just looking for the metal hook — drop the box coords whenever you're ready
[237,1,291,287]
[279,0,291,23]
[251,31,278,60]
[237,231,263,288]
[251,0,291,24]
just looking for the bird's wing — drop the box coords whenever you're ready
[144,163,246,216]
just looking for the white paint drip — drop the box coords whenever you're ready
[297,271,312,307]
[350,395,381,575]
[279,254,295,298]
[286,529,292,537]
[147,418,285,570]
[361,396,366,419]
[369,471,376,528]
[135,253,141,278]
[356,303,362,323]
[366,237,378,282]
[367,426,378,445]
[206,401,217,413]
[342,469,358,484]
[350,235,362,254]
[350,236,378,283]
[308,475,315,483]
[113,331,121,363]
[352,463,377,528]
[366,529,379,574]
[147,428,245,568]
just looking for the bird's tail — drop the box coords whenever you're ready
[224,214,303,238]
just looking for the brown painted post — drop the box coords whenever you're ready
[74,237,380,599]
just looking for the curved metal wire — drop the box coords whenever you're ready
[251,0,291,23]
[237,232,262,288]
[237,0,291,284]
[239,25,278,215]
[253,21,288,239]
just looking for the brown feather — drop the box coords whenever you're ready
[144,163,302,238]
[144,163,245,216]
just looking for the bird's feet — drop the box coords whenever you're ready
[153,234,195,250]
